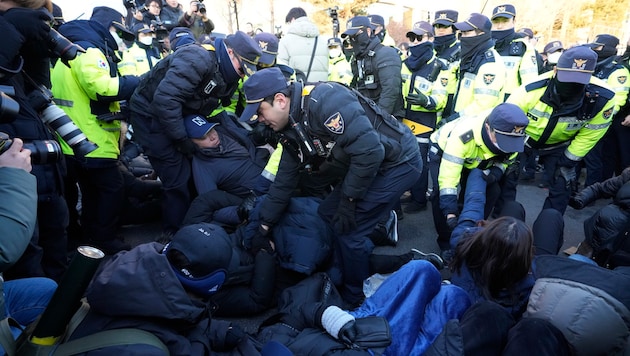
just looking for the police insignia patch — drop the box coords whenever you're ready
[618,76,627,84]
[97,59,108,69]
[531,55,537,66]
[483,74,495,85]
[440,78,448,87]
[603,108,613,119]
[324,112,344,134]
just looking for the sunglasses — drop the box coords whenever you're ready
[407,33,426,42]
[434,24,451,29]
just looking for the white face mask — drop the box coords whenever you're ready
[110,30,124,48]
[139,36,154,46]
[329,48,342,58]
[547,51,562,64]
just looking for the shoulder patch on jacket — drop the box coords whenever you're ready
[618,75,627,84]
[483,74,496,85]
[324,112,344,134]
[459,130,473,144]
[484,50,495,60]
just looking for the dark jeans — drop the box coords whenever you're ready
[409,141,429,205]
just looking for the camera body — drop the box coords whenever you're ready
[48,28,86,66]
[151,16,169,42]
[327,7,340,38]
[194,0,206,15]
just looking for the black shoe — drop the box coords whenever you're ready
[404,201,427,213]
[400,194,414,204]
[411,248,445,270]
[395,208,404,221]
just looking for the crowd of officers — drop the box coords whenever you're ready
[1,0,630,331]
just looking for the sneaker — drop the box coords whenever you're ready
[404,200,427,213]
[383,210,399,246]
[411,248,445,270]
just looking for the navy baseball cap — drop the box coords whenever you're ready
[517,27,534,39]
[407,21,434,38]
[342,16,374,38]
[433,9,458,26]
[224,31,262,77]
[543,40,564,54]
[169,27,196,50]
[132,23,154,34]
[327,37,342,47]
[184,114,219,139]
[491,4,516,20]
[587,34,619,49]
[454,13,491,33]
[164,223,239,297]
[240,67,289,122]
[556,45,597,84]
[254,32,279,66]
[368,14,385,27]
[487,103,529,153]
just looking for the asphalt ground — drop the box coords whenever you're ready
[118,170,609,333]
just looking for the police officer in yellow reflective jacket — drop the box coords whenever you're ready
[429,103,528,252]
[490,4,539,100]
[400,21,449,213]
[51,7,140,254]
[327,37,353,85]
[118,23,162,76]
[432,9,460,120]
[450,13,505,120]
[506,46,616,214]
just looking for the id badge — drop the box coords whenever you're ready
[365,75,375,85]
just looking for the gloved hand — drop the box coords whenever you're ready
[331,196,357,234]
[338,320,359,346]
[3,8,51,42]
[0,17,25,68]
[557,165,577,190]
[568,196,585,210]
[174,138,196,158]
[223,325,246,349]
[482,166,503,184]
[250,123,277,146]
[446,215,458,230]
[405,88,429,107]
[237,191,257,222]
[250,225,273,254]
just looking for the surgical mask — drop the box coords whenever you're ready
[110,30,124,48]
[547,51,562,64]
[139,36,154,46]
[329,48,342,58]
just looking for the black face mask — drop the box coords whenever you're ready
[553,77,586,103]
[349,31,372,56]
[594,47,617,61]
[460,32,492,60]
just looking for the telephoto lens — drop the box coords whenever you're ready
[48,28,85,66]
[0,132,62,165]
[40,104,98,157]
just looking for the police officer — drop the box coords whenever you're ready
[400,21,449,213]
[584,35,630,185]
[342,16,404,117]
[432,9,460,119]
[118,23,162,76]
[129,31,261,239]
[327,37,353,85]
[506,46,616,214]
[490,4,539,100]
[51,7,140,254]
[240,67,421,307]
[450,13,505,120]
[429,103,529,253]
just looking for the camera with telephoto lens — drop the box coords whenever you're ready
[151,16,169,42]
[0,132,62,165]
[194,0,206,15]
[48,27,85,67]
[28,85,98,158]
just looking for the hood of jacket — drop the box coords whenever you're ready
[59,19,118,53]
[286,16,320,38]
[86,242,208,323]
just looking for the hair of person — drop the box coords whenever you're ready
[285,7,307,23]
[451,216,534,300]
[263,86,292,105]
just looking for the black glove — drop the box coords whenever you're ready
[332,196,357,234]
[446,215,458,231]
[223,325,246,349]
[0,17,25,69]
[482,166,503,184]
[250,225,273,254]
[405,88,429,107]
[174,138,196,158]
[338,320,358,346]
[236,191,257,222]
[3,8,51,42]
[568,196,585,210]
[250,123,277,146]
[556,165,577,190]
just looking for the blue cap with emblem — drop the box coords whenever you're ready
[433,9,458,26]
[491,4,516,20]
[253,32,279,66]
[240,67,289,122]
[184,114,220,139]
[341,16,374,38]
[487,103,529,153]
[224,31,262,77]
[556,45,597,84]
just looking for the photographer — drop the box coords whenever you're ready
[131,0,162,28]
[178,0,213,38]
[161,0,184,31]
[50,6,140,254]
[0,0,71,283]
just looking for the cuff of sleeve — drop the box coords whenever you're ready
[321,306,355,339]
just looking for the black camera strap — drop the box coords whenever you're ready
[305,37,318,82]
